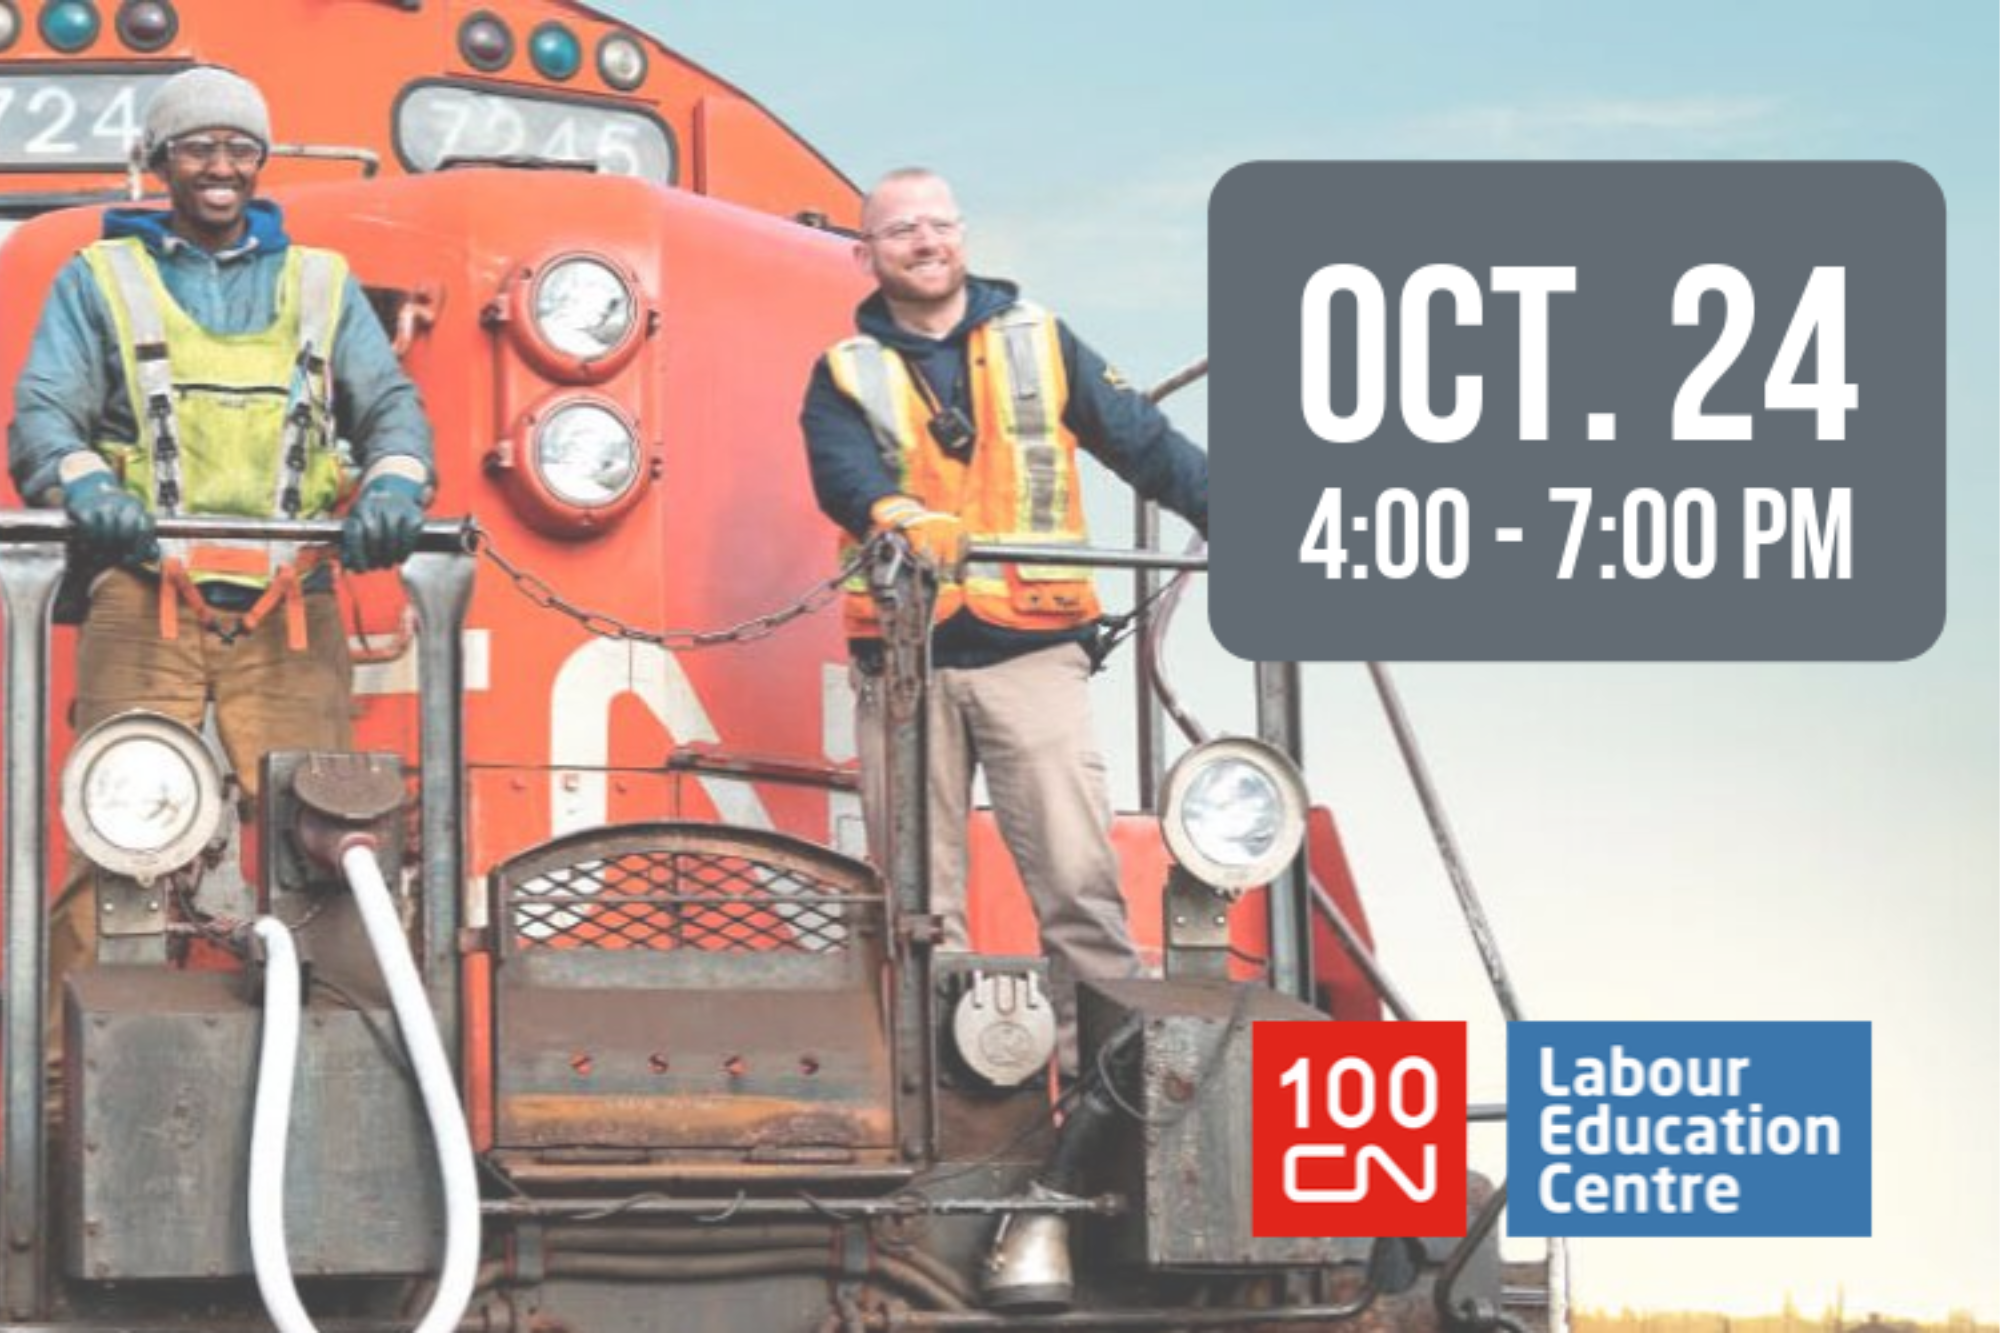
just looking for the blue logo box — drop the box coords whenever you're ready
[1507,1021,1870,1238]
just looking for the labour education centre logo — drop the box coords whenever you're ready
[1252,1021,1468,1237]
[1508,1021,1871,1237]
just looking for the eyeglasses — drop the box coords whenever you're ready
[168,136,265,167]
[863,215,964,244]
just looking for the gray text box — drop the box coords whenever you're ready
[1209,162,1945,661]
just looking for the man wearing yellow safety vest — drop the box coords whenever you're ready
[7,67,434,1000]
[801,168,1209,1073]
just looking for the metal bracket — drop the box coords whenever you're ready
[834,1223,870,1333]
[513,1220,547,1285]
[896,913,945,948]
[1163,867,1232,981]
[96,875,168,939]
[504,1219,547,1333]
[95,876,169,968]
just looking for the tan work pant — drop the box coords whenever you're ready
[49,570,354,1027]
[855,641,1142,1073]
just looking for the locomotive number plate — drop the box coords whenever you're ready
[396,83,675,182]
[0,73,168,169]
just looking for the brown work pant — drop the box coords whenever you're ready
[49,570,354,1036]
[855,641,1142,1074]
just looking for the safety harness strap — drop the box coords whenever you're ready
[159,551,315,650]
[276,251,343,520]
[94,240,186,515]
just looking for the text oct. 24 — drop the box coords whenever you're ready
[1299,264,1856,446]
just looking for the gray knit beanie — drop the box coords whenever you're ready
[143,67,271,163]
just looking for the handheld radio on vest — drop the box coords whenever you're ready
[926,406,976,459]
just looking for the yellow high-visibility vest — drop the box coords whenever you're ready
[83,236,350,590]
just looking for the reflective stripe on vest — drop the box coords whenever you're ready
[82,238,351,587]
[823,301,1100,637]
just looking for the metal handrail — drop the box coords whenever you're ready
[1367,663,1527,1024]
[0,511,471,550]
[965,534,1422,1019]
[0,514,475,1321]
[1068,380,1561,1320]
[965,541,1205,572]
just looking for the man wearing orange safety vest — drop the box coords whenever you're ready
[801,168,1209,1072]
[7,67,433,1011]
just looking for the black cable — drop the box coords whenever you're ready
[908,1075,1092,1195]
[1087,571,1189,673]
[1093,983,1254,1130]
[309,973,416,1085]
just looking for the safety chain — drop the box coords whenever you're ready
[466,527,883,651]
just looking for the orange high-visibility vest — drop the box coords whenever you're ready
[823,302,1100,639]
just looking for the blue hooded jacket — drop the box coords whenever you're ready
[8,199,433,507]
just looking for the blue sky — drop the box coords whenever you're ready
[604,1,1999,1317]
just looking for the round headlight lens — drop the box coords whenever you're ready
[597,33,648,90]
[61,713,225,881]
[1179,759,1284,871]
[84,736,202,855]
[534,401,639,508]
[1158,737,1309,894]
[40,0,101,51]
[532,257,637,361]
[0,3,23,52]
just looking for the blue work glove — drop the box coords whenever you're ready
[62,472,159,566]
[341,475,427,573]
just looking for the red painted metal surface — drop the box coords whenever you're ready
[0,0,1381,1163]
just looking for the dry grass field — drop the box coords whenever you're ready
[1577,1308,1995,1333]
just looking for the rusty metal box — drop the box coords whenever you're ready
[63,966,443,1281]
[1077,977,1371,1272]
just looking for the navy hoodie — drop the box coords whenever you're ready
[801,277,1207,669]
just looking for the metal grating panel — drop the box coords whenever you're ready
[489,823,900,1158]
[511,848,859,952]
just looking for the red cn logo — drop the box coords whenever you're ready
[1252,1022,1467,1237]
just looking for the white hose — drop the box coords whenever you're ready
[248,845,481,1333]
[249,917,314,1333]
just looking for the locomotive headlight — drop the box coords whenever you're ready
[0,3,21,52]
[505,251,648,382]
[1159,738,1308,895]
[60,713,224,883]
[498,389,650,537]
[534,257,636,361]
[534,399,640,508]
